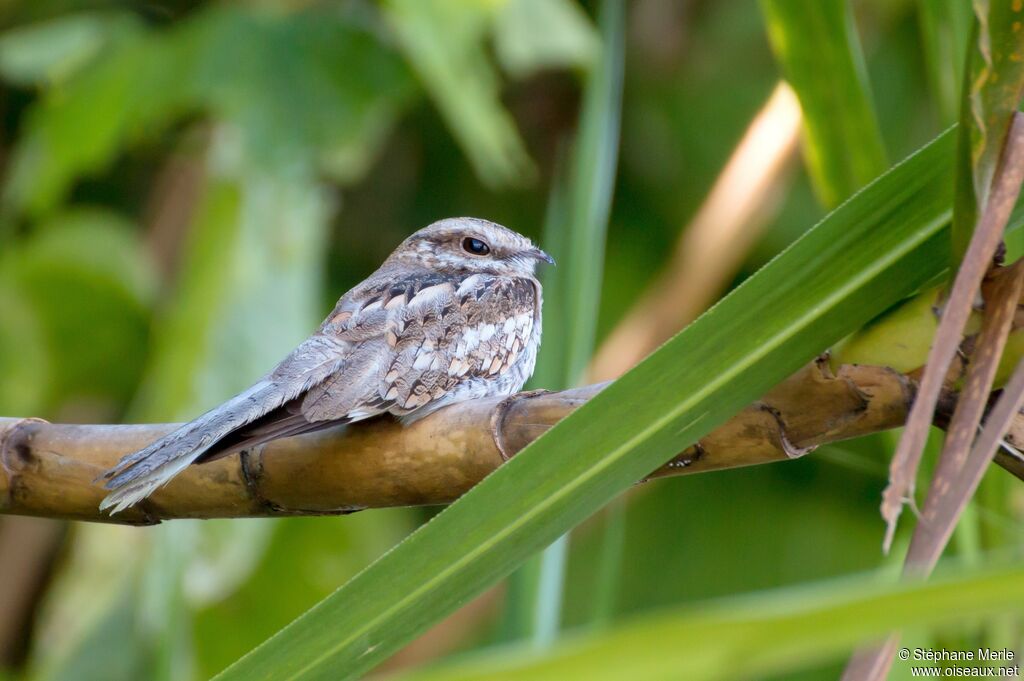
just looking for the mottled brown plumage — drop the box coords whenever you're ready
[100,218,552,513]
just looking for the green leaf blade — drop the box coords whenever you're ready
[951,1,1024,266]
[917,0,971,125]
[760,0,888,207]
[394,560,1024,681]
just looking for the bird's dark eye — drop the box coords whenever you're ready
[462,237,491,256]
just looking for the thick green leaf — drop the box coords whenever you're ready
[916,0,971,125]
[216,128,962,681]
[382,0,534,188]
[394,560,1024,681]
[951,1,1024,266]
[760,0,888,207]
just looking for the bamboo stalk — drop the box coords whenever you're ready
[0,359,1019,526]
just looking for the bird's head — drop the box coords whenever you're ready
[390,217,554,277]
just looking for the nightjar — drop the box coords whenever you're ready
[100,218,552,513]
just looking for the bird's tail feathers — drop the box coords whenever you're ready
[99,381,282,514]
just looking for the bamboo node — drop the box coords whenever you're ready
[0,418,49,508]
[489,389,551,462]
[758,403,815,459]
[240,446,279,513]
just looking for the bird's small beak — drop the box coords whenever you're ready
[525,247,556,265]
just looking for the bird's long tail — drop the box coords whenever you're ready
[100,381,284,514]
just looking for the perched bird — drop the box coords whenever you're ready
[100,218,553,513]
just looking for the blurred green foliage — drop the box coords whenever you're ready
[0,5,416,215]
[0,208,153,417]
[0,1,1021,680]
